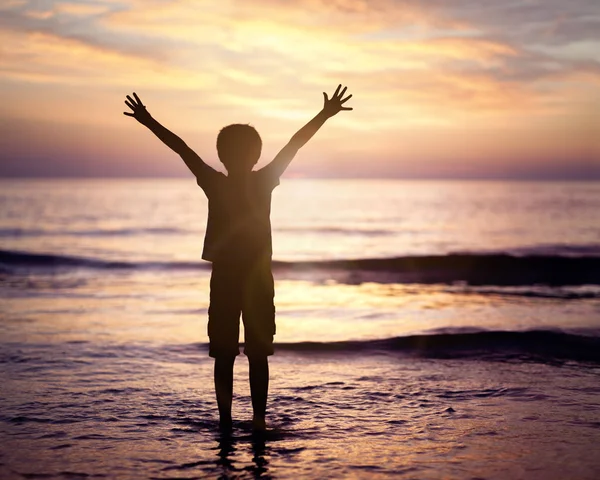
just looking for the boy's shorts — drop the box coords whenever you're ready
[208,258,275,358]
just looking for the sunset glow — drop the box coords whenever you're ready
[1,0,599,178]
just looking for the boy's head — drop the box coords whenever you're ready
[216,124,262,173]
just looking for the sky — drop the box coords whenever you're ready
[0,0,599,179]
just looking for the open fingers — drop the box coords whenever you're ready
[338,86,347,98]
[123,112,135,116]
[126,95,137,106]
[340,94,352,104]
[333,84,341,97]
[132,92,143,106]
[125,100,135,111]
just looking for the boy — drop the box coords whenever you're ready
[123,85,353,431]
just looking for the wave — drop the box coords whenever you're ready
[275,226,394,236]
[443,285,599,300]
[275,255,600,286]
[473,243,600,258]
[272,329,600,363]
[1,249,600,286]
[5,330,597,366]
[0,227,190,238]
[0,249,208,271]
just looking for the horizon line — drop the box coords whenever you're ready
[1,175,599,182]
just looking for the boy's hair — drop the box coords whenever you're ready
[216,124,262,171]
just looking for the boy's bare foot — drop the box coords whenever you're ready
[252,416,266,432]
[219,416,233,433]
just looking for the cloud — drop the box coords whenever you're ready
[0,0,598,178]
[3,0,599,96]
[0,1,175,62]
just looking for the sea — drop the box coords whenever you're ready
[1,178,599,479]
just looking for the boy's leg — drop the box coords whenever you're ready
[248,355,269,430]
[242,258,275,430]
[209,262,242,431]
[214,356,236,430]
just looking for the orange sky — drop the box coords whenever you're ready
[1,0,599,178]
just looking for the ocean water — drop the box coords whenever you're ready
[1,179,600,479]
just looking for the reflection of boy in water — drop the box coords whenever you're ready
[123,86,353,431]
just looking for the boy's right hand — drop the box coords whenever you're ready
[123,92,152,125]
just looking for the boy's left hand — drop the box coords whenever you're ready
[123,92,152,125]
[322,85,353,118]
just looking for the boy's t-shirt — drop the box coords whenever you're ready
[197,168,280,263]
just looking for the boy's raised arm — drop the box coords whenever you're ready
[123,92,215,181]
[261,85,353,180]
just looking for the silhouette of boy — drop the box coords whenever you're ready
[124,85,353,431]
